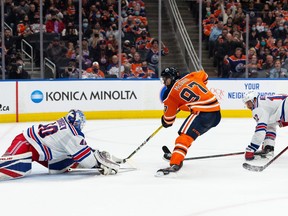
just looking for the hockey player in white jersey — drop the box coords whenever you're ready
[243,91,288,160]
[0,109,119,180]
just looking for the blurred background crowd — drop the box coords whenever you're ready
[195,0,288,78]
[0,0,168,79]
[1,0,288,79]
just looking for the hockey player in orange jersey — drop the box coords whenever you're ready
[156,67,221,176]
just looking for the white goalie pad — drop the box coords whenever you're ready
[94,150,120,175]
[0,152,32,180]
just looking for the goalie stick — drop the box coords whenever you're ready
[68,167,137,174]
[162,145,244,161]
[242,146,288,172]
[112,125,163,164]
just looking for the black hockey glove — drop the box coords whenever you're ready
[161,115,172,128]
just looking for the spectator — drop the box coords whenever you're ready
[203,14,218,48]
[269,59,288,78]
[106,24,124,40]
[84,61,105,79]
[17,18,32,38]
[135,30,152,59]
[121,63,135,79]
[229,30,245,55]
[30,15,46,33]
[246,55,261,78]
[122,15,137,44]
[139,61,157,78]
[130,44,138,57]
[82,18,93,38]
[262,54,275,77]
[208,21,223,58]
[66,41,76,59]
[145,39,169,74]
[46,37,68,65]
[220,0,236,25]
[4,29,16,53]
[273,21,287,41]
[76,53,92,71]
[7,58,30,79]
[27,3,38,24]
[17,0,30,14]
[214,34,229,77]
[63,60,81,79]
[131,52,143,77]
[45,13,65,34]
[224,47,246,78]
[92,39,110,72]
[61,21,78,42]
[106,55,125,78]
[263,10,275,27]
[136,31,151,49]
[123,40,132,54]
[262,55,274,70]
[106,34,118,57]
[248,25,260,48]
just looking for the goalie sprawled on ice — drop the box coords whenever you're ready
[0,110,119,180]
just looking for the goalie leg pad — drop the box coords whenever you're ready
[48,157,80,174]
[0,152,32,180]
[94,150,120,175]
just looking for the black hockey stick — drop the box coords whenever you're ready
[112,125,163,164]
[162,145,244,161]
[242,146,288,172]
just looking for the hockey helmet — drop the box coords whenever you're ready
[242,91,257,104]
[161,67,180,82]
[66,109,86,131]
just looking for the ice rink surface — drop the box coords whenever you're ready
[1,118,288,216]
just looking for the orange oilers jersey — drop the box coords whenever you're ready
[162,70,220,125]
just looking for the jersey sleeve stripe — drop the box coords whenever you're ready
[72,146,92,162]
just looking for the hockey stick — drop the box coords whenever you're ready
[68,167,137,173]
[242,146,288,172]
[112,125,163,164]
[162,146,244,161]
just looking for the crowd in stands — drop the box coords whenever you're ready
[190,0,288,78]
[0,0,169,79]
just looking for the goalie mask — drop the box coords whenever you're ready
[66,109,86,131]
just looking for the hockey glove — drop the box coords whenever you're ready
[94,150,120,175]
[161,115,172,128]
[278,120,288,128]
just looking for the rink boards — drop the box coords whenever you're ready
[0,79,287,122]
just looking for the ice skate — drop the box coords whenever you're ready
[155,162,183,177]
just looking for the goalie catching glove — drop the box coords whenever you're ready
[94,150,120,175]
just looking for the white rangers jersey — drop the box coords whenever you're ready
[22,117,97,168]
[250,94,288,147]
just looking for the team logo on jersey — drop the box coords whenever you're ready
[31,90,44,103]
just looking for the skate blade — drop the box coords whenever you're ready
[154,170,177,178]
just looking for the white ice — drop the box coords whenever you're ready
[1,118,288,216]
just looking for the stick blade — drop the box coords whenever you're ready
[111,155,126,164]
[242,162,265,172]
